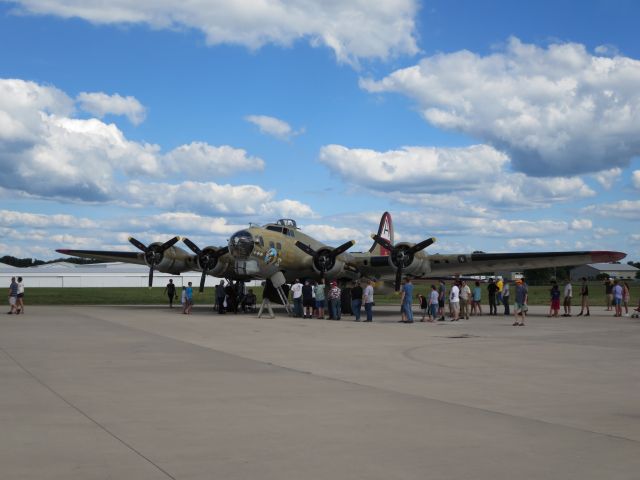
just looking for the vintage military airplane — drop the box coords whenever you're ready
[56,212,625,305]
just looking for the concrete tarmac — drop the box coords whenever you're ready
[1,304,639,479]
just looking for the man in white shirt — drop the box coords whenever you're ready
[459,280,471,320]
[290,279,303,317]
[363,279,374,322]
[449,281,460,321]
[563,280,573,317]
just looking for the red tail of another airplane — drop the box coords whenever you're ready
[369,211,394,256]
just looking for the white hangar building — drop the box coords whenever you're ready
[570,263,639,281]
[0,262,208,288]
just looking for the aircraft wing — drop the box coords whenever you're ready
[56,249,146,265]
[427,250,626,276]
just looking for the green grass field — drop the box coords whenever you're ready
[8,281,639,307]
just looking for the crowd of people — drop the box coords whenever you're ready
[7,274,639,320]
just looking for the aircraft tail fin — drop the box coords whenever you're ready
[369,211,394,255]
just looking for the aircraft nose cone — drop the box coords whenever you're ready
[228,230,254,259]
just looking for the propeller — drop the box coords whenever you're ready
[182,238,229,292]
[370,234,436,291]
[295,240,355,279]
[128,236,180,287]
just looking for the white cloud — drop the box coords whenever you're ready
[583,200,640,220]
[507,238,547,248]
[9,0,419,64]
[594,44,620,57]
[570,219,592,230]
[0,209,97,228]
[632,170,640,189]
[593,167,622,189]
[77,92,146,125]
[245,115,302,140]
[319,143,594,207]
[299,224,368,247]
[319,144,508,192]
[361,37,640,176]
[0,78,267,202]
[163,142,264,176]
[122,180,314,218]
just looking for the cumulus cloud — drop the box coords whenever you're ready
[583,200,640,220]
[245,115,303,141]
[593,167,622,189]
[8,0,419,64]
[0,78,266,202]
[632,170,640,189]
[163,142,264,176]
[319,143,595,207]
[299,224,368,247]
[0,209,97,228]
[77,92,146,125]
[122,180,313,218]
[570,219,592,230]
[319,144,508,192]
[361,37,640,176]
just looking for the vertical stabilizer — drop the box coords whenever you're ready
[369,212,394,255]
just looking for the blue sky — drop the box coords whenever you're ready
[0,0,638,261]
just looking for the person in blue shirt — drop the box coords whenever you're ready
[400,278,414,323]
[184,281,194,315]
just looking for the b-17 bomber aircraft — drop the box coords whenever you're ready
[57,212,625,306]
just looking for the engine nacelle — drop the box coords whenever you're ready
[147,245,195,274]
[312,258,360,281]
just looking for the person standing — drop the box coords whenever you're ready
[612,280,623,317]
[449,281,460,321]
[605,279,614,311]
[549,281,561,317]
[363,279,374,322]
[291,279,303,318]
[496,277,504,306]
[472,281,482,316]
[622,281,631,316]
[16,276,25,314]
[502,281,510,315]
[350,281,363,321]
[437,280,446,321]
[328,281,341,320]
[400,278,414,323]
[513,278,528,326]
[488,279,498,315]
[428,285,439,322]
[314,279,326,319]
[7,277,18,314]
[215,280,226,314]
[164,279,177,308]
[301,280,314,319]
[184,281,194,314]
[562,280,573,317]
[577,277,590,316]
[460,280,471,320]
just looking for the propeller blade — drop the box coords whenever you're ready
[407,237,436,255]
[395,265,403,292]
[331,240,355,257]
[148,265,154,288]
[371,234,393,252]
[295,241,316,257]
[199,270,207,293]
[182,237,202,255]
[213,246,229,258]
[128,237,147,252]
[159,236,180,252]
